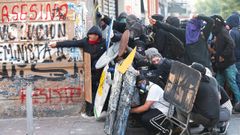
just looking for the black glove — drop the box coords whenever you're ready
[96,11,102,18]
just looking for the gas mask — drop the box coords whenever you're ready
[137,80,149,94]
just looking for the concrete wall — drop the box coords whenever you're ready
[0,0,94,118]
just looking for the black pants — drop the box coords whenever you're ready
[140,109,171,135]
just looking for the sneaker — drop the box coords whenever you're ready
[218,122,229,134]
[81,112,95,120]
[189,121,200,128]
[199,128,211,135]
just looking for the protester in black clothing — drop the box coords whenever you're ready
[147,14,185,60]
[210,15,240,111]
[100,14,138,33]
[226,14,240,70]
[149,16,185,44]
[149,14,213,69]
[177,63,220,134]
[49,26,106,117]
[166,16,180,28]
[184,14,213,68]
[140,48,173,86]
[116,12,128,23]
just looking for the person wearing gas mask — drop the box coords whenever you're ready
[130,75,171,135]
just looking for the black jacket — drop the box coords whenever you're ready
[192,76,220,121]
[214,27,236,71]
[102,16,126,33]
[184,15,213,68]
[154,21,186,43]
[140,58,173,84]
[149,26,184,60]
[230,27,240,62]
[56,26,106,78]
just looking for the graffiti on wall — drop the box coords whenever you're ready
[0,0,88,108]
[19,87,82,104]
[0,2,85,64]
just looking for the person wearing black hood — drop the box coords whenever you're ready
[49,26,106,117]
[147,14,185,61]
[226,14,240,70]
[211,15,240,112]
[149,14,213,69]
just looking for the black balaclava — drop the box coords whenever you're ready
[191,62,210,82]
[152,14,164,22]
[166,16,180,28]
[211,15,225,35]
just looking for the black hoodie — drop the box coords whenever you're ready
[211,16,236,70]
[57,26,106,77]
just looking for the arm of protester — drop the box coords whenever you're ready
[127,47,145,60]
[101,15,126,33]
[140,68,162,78]
[221,33,235,61]
[49,39,85,48]
[149,17,185,43]
[197,14,214,40]
[130,101,154,113]
[111,30,122,42]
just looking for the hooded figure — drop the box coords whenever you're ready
[189,62,220,131]
[211,15,240,108]
[226,14,240,29]
[117,12,128,23]
[166,16,180,28]
[186,18,203,44]
[54,25,107,117]
[211,15,226,35]
[226,14,240,64]
[184,15,213,68]
[126,14,139,29]
[144,47,162,62]
[151,14,164,22]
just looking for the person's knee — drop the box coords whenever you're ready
[141,115,150,125]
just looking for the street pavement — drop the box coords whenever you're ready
[0,114,239,135]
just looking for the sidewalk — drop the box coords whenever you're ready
[0,114,239,135]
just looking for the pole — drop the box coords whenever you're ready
[26,84,34,135]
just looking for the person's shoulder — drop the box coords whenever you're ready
[149,82,163,92]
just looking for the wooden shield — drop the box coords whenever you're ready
[164,61,201,113]
[118,30,130,57]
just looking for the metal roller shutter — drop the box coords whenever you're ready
[98,0,116,19]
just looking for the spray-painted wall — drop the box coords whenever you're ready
[0,0,93,118]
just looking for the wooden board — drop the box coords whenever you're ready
[164,61,201,113]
